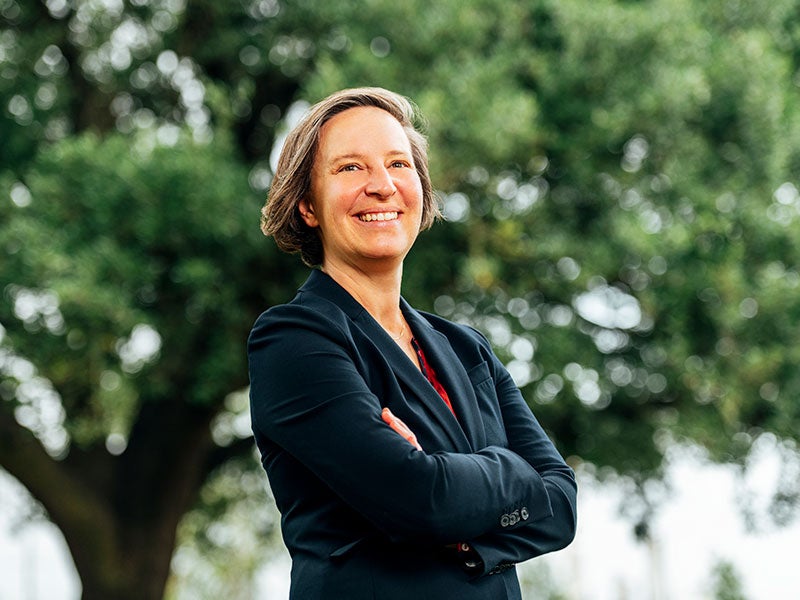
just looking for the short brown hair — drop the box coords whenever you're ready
[260,87,439,266]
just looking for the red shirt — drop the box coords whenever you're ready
[410,337,456,417]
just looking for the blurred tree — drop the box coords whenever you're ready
[709,558,749,600]
[301,0,800,529]
[1,0,800,597]
[0,130,300,599]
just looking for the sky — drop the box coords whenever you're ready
[1,435,798,600]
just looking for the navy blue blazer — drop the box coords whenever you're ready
[248,270,577,600]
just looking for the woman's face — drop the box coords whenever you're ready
[299,106,424,272]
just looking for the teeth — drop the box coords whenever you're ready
[359,211,398,222]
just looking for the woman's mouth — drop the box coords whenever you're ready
[358,211,399,222]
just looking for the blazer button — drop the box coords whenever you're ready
[521,507,529,520]
[509,513,519,526]
[500,514,510,527]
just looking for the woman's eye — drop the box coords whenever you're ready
[390,160,410,168]
[338,164,359,172]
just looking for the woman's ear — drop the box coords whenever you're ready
[298,198,319,228]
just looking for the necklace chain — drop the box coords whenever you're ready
[389,321,406,342]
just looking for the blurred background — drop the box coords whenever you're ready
[1,0,799,598]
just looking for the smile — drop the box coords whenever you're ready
[358,211,399,222]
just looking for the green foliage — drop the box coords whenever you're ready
[165,454,282,600]
[1,130,271,447]
[298,0,800,482]
[709,558,749,600]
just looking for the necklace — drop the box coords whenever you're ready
[389,321,406,342]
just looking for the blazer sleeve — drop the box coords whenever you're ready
[465,343,578,576]
[248,305,550,544]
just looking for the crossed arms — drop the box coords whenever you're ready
[248,304,577,574]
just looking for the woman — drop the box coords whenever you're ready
[248,87,577,599]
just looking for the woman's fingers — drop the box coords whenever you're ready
[381,407,422,451]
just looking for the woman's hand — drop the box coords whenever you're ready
[381,407,422,451]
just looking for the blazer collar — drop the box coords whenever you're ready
[298,270,474,452]
[298,269,369,320]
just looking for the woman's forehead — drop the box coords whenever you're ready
[316,106,412,160]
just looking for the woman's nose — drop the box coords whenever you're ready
[365,167,397,198]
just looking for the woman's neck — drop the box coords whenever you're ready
[321,260,404,328]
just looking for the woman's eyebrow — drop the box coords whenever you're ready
[328,150,411,164]
[327,152,364,164]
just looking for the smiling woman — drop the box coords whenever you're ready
[297,106,424,274]
[248,87,577,600]
[261,88,438,270]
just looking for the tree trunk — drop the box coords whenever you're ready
[0,398,218,600]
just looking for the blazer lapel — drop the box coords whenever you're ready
[402,302,486,451]
[298,271,472,452]
[359,308,472,453]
